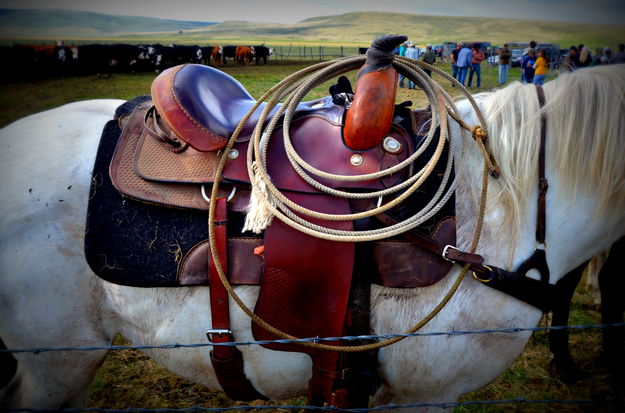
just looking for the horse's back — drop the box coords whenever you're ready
[0,99,123,224]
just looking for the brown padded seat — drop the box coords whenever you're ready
[151,64,342,152]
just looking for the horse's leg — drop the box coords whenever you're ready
[0,278,110,409]
[547,262,586,383]
[599,237,625,373]
[587,251,608,310]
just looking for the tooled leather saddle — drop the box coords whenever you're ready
[85,60,457,407]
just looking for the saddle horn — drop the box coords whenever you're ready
[344,34,407,151]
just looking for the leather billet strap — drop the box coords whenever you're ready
[375,213,484,267]
[469,249,554,312]
[207,198,267,401]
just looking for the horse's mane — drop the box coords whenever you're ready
[482,64,625,237]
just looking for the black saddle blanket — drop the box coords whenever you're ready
[85,96,215,286]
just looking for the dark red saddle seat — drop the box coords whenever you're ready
[151,64,342,151]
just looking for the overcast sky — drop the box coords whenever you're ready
[1,0,624,25]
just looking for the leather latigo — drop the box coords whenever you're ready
[373,217,456,287]
[178,238,263,285]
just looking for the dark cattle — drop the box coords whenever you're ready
[76,44,141,77]
[1,45,36,79]
[200,47,215,66]
[236,46,254,65]
[158,45,176,69]
[134,45,161,72]
[253,45,272,64]
[359,47,368,54]
[171,45,203,66]
[221,45,237,64]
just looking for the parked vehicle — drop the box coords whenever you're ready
[510,49,523,67]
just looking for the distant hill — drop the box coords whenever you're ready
[0,9,623,49]
[175,12,624,47]
[0,9,215,38]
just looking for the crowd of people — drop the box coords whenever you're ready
[395,38,624,90]
[562,43,625,69]
[397,41,437,88]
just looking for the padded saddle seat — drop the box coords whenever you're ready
[151,64,342,152]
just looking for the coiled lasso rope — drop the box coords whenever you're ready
[206,52,495,352]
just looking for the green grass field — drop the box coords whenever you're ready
[1,61,622,412]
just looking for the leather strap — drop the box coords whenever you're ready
[208,198,267,401]
[375,212,485,267]
[534,84,548,244]
[143,105,188,151]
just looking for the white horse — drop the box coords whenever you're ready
[1,64,624,411]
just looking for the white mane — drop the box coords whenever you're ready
[481,64,625,236]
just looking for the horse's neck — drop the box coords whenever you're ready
[454,97,623,283]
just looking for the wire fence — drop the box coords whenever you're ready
[3,322,624,412]
[5,398,618,412]
[3,322,623,354]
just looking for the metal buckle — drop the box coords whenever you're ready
[442,245,459,263]
[206,329,232,342]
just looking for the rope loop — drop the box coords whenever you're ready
[206,54,495,352]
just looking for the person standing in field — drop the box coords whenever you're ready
[533,48,548,85]
[579,46,592,67]
[467,43,486,88]
[563,46,581,70]
[456,42,472,86]
[421,44,436,77]
[398,41,408,88]
[521,48,536,83]
[521,40,537,82]
[612,44,625,64]
[451,42,462,81]
[404,41,420,89]
[497,43,512,85]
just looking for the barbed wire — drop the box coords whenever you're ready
[6,398,615,412]
[2,322,622,354]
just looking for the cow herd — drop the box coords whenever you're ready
[0,43,274,80]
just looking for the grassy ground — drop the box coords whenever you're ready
[0,61,520,127]
[1,62,622,411]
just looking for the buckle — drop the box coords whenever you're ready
[206,329,232,342]
[442,245,459,263]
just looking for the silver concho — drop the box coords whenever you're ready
[227,149,239,160]
[350,154,364,166]
[382,136,402,154]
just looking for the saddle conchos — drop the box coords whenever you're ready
[85,34,461,408]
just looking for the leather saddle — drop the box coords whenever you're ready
[89,63,457,406]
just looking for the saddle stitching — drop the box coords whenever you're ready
[167,64,229,146]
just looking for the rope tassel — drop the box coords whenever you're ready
[243,161,275,233]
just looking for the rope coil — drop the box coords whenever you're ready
[207,54,495,352]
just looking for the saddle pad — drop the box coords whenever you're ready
[85,97,256,287]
